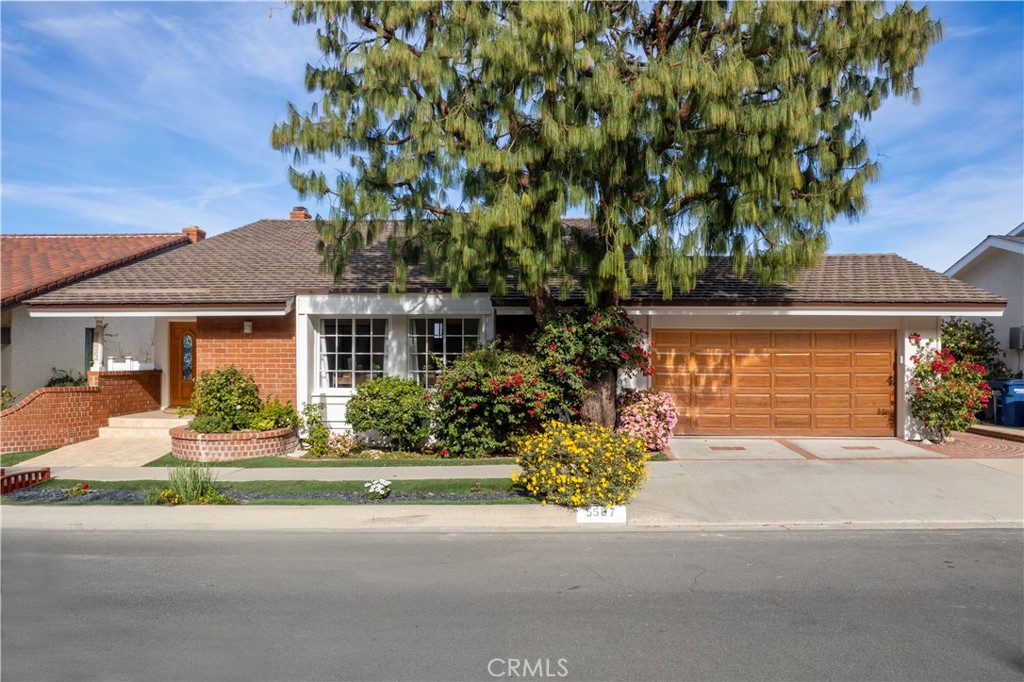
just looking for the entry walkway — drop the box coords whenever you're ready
[20,411,185,468]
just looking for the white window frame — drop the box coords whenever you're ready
[408,317,482,386]
[317,317,389,390]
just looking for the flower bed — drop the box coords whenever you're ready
[170,426,298,462]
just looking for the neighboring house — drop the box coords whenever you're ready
[944,222,1024,376]
[1,229,200,399]
[24,208,1006,440]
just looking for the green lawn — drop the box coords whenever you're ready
[1,450,51,467]
[143,453,518,468]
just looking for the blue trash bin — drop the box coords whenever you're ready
[994,380,1024,427]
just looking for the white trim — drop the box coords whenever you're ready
[297,293,493,316]
[945,234,1024,277]
[622,306,1004,317]
[28,302,293,319]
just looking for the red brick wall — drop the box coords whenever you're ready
[196,312,296,404]
[88,370,161,417]
[1,370,163,454]
[170,426,298,461]
[0,386,106,454]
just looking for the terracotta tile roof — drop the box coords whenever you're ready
[2,233,191,308]
[25,218,1006,309]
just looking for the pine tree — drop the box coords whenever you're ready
[272,0,941,423]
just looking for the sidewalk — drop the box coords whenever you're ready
[5,458,1021,532]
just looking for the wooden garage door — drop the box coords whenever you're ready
[651,329,896,436]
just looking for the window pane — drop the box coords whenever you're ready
[182,335,193,381]
[464,319,479,337]
[373,319,387,335]
[448,319,463,336]
[372,336,385,354]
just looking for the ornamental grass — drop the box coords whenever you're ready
[512,421,650,508]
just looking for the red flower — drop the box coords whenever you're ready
[549,343,557,352]
[439,448,448,457]
[567,326,573,332]
[81,484,89,490]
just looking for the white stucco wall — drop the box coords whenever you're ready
[950,248,1024,376]
[2,305,157,400]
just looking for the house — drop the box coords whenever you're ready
[1,229,200,399]
[944,222,1024,375]
[22,208,1006,440]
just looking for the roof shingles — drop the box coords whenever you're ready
[2,233,190,308]
[25,219,1005,309]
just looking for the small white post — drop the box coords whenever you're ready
[91,318,105,371]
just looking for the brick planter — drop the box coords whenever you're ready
[170,426,298,462]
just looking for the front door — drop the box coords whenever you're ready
[169,322,197,405]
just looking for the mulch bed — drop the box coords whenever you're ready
[912,431,1024,458]
[2,488,528,504]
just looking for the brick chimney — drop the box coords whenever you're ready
[290,206,312,220]
[182,225,206,243]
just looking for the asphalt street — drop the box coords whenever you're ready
[2,529,1021,681]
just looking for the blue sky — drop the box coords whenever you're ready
[2,1,1022,273]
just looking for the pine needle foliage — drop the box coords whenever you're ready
[272,1,941,307]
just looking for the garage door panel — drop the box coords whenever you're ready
[775,393,811,409]
[734,414,772,430]
[814,331,854,348]
[855,373,892,390]
[816,394,852,409]
[774,414,812,430]
[853,393,891,409]
[734,332,773,349]
[815,373,852,389]
[776,353,812,368]
[814,414,853,431]
[774,332,813,348]
[776,373,811,389]
[734,373,772,388]
[692,331,734,348]
[692,414,733,432]
[653,372,691,388]
[652,328,895,436]
[856,331,894,347]
[735,393,771,408]
[816,352,852,368]
[693,393,732,409]
[736,352,772,368]
[854,414,893,431]
[854,353,894,369]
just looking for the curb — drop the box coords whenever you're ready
[3,506,1021,533]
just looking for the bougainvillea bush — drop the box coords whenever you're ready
[513,421,650,507]
[617,389,679,451]
[532,306,654,404]
[906,333,992,443]
[433,345,563,458]
[942,318,1017,380]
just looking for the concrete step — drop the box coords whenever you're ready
[97,426,176,440]
[107,416,188,430]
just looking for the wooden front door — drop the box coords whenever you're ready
[169,322,197,406]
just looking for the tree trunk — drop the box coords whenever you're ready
[580,370,618,427]
[527,287,556,329]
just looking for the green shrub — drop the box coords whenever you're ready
[433,345,562,458]
[942,318,1019,380]
[1,386,19,410]
[300,402,333,458]
[188,366,261,430]
[45,368,88,387]
[513,421,650,507]
[188,414,234,434]
[167,461,233,504]
[346,377,432,451]
[250,395,300,431]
